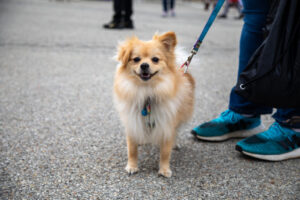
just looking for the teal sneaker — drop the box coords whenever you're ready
[236,122,300,161]
[191,109,265,141]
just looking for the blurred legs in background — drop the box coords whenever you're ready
[204,0,217,11]
[162,0,176,17]
[103,0,134,29]
[219,0,243,19]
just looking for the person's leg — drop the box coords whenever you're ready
[162,0,168,12]
[123,0,133,22]
[113,0,122,22]
[105,0,134,29]
[229,0,272,115]
[236,1,243,14]
[234,1,300,161]
[234,0,244,19]
[192,0,271,141]
[170,0,175,16]
[162,0,168,17]
[219,0,230,18]
[103,0,123,29]
[273,109,300,129]
[204,0,209,11]
[170,0,175,9]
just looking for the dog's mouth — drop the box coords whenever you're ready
[135,71,159,81]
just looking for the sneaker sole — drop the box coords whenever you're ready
[192,123,265,142]
[239,148,300,161]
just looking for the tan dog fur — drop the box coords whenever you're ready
[114,32,195,177]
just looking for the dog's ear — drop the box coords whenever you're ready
[117,43,132,65]
[155,32,177,52]
[117,37,137,66]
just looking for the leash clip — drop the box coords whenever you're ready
[180,50,197,73]
[179,0,225,73]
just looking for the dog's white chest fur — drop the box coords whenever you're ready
[116,96,179,144]
[114,72,190,145]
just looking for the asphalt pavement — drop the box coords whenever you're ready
[0,0,299,199]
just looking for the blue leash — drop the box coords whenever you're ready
[180,0,225,73]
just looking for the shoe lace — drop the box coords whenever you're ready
[219,109,241,123]
[266,122,298,148]
[265,122,285,138]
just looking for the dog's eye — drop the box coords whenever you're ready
[133,57,141,63]
[152,57,159,63]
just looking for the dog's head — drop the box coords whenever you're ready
[117,32,177,83]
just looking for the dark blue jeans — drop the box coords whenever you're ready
[228,0,300,128]
[162,0,175,12]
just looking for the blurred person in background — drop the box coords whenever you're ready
[218,0,244,19]
[103,0,134,29]
[162,0,176,17]
[204,0,217,11]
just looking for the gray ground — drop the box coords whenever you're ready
[0,0,299,199]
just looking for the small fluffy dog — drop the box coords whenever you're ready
[114,32,195,177]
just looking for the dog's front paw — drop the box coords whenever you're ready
[158,168,172,178]
[125,164,139,175]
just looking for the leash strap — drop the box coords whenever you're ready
[181,0,225,73]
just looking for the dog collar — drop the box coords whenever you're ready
[141,97,151,116]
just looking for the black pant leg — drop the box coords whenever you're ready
[123,0,133,21]
[113,0,122,22]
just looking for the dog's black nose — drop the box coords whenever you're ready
[140,63,149,71]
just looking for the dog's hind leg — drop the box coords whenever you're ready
[173,133,181,151]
